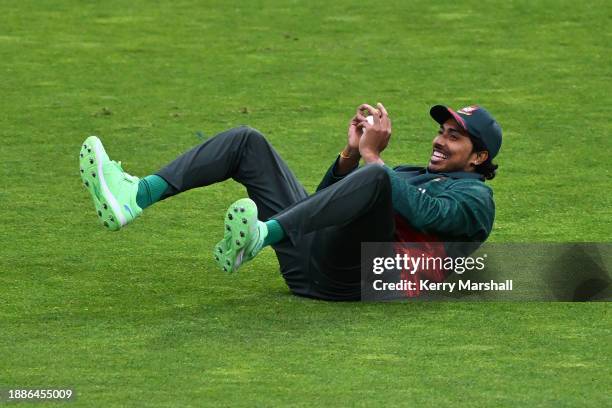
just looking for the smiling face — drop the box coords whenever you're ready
[427,118,489,173]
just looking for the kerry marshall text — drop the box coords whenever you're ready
[372,279,514,293]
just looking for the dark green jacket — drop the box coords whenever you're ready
[317,157,495,242]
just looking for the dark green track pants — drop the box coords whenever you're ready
[156,126,395,300]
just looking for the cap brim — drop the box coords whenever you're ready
[430,105,467,130]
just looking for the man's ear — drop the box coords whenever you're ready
[471,151,489,167]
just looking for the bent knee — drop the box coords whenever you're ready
[237,126,266,142]
[361,163,390,181]
[358,164,391,194]
[217,126,268,148]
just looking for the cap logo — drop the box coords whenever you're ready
[458,105,479,115]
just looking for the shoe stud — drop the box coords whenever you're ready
[98,210,102,217]
[228,213,233,220]
[85,181,89,187]
[218,247,223,253]
[240,207,245,212]
[103,204,107,210]
[233,207,238,212]
[235,240,240,245]
[91,172,96,178]
[103,221,109,227]
[242,218,247,224]
[80,168,84,173]
[87,149,91,153]
[223,266,227,272]
[89,159,94,164]
[226,225,231,231]
[215,255,219,261]
[80,153,83,158]
[240,231,245,237]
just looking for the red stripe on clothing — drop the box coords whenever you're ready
[393,214,448,297]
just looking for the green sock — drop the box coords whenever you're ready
[136,175,169,209]
[263,219,285,247]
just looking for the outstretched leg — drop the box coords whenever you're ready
[79,126,308,230]
[155,126,307,220]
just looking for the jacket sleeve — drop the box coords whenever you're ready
[383,166,494,240]
[316,156,359,192]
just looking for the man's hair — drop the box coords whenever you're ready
[470,136,498,180]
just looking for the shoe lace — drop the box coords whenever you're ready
[108,160,124,172]
[106,160,133,183]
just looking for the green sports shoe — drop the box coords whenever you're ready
[214,198,267,273]
[79,136,142,231]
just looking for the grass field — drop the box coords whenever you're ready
[1,0,611,406]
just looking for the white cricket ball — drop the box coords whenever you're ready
[362,115,374,134]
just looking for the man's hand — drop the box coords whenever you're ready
[336,106,370,175]
[346,107,369,157]
[359,102,392,164]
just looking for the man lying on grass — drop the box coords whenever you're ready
[79,103,502,300]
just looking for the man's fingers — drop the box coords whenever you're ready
[375,103,392,132]
[358,103,380,118]
[357,117,370,127]
[358,103,387,118]
[350,114,367,128]
[350,115,369,127]
[357,104,377,114]
[377,102,388,118]
[377,103,389,128]
[380,114,390,127]
[355,105,374,117]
